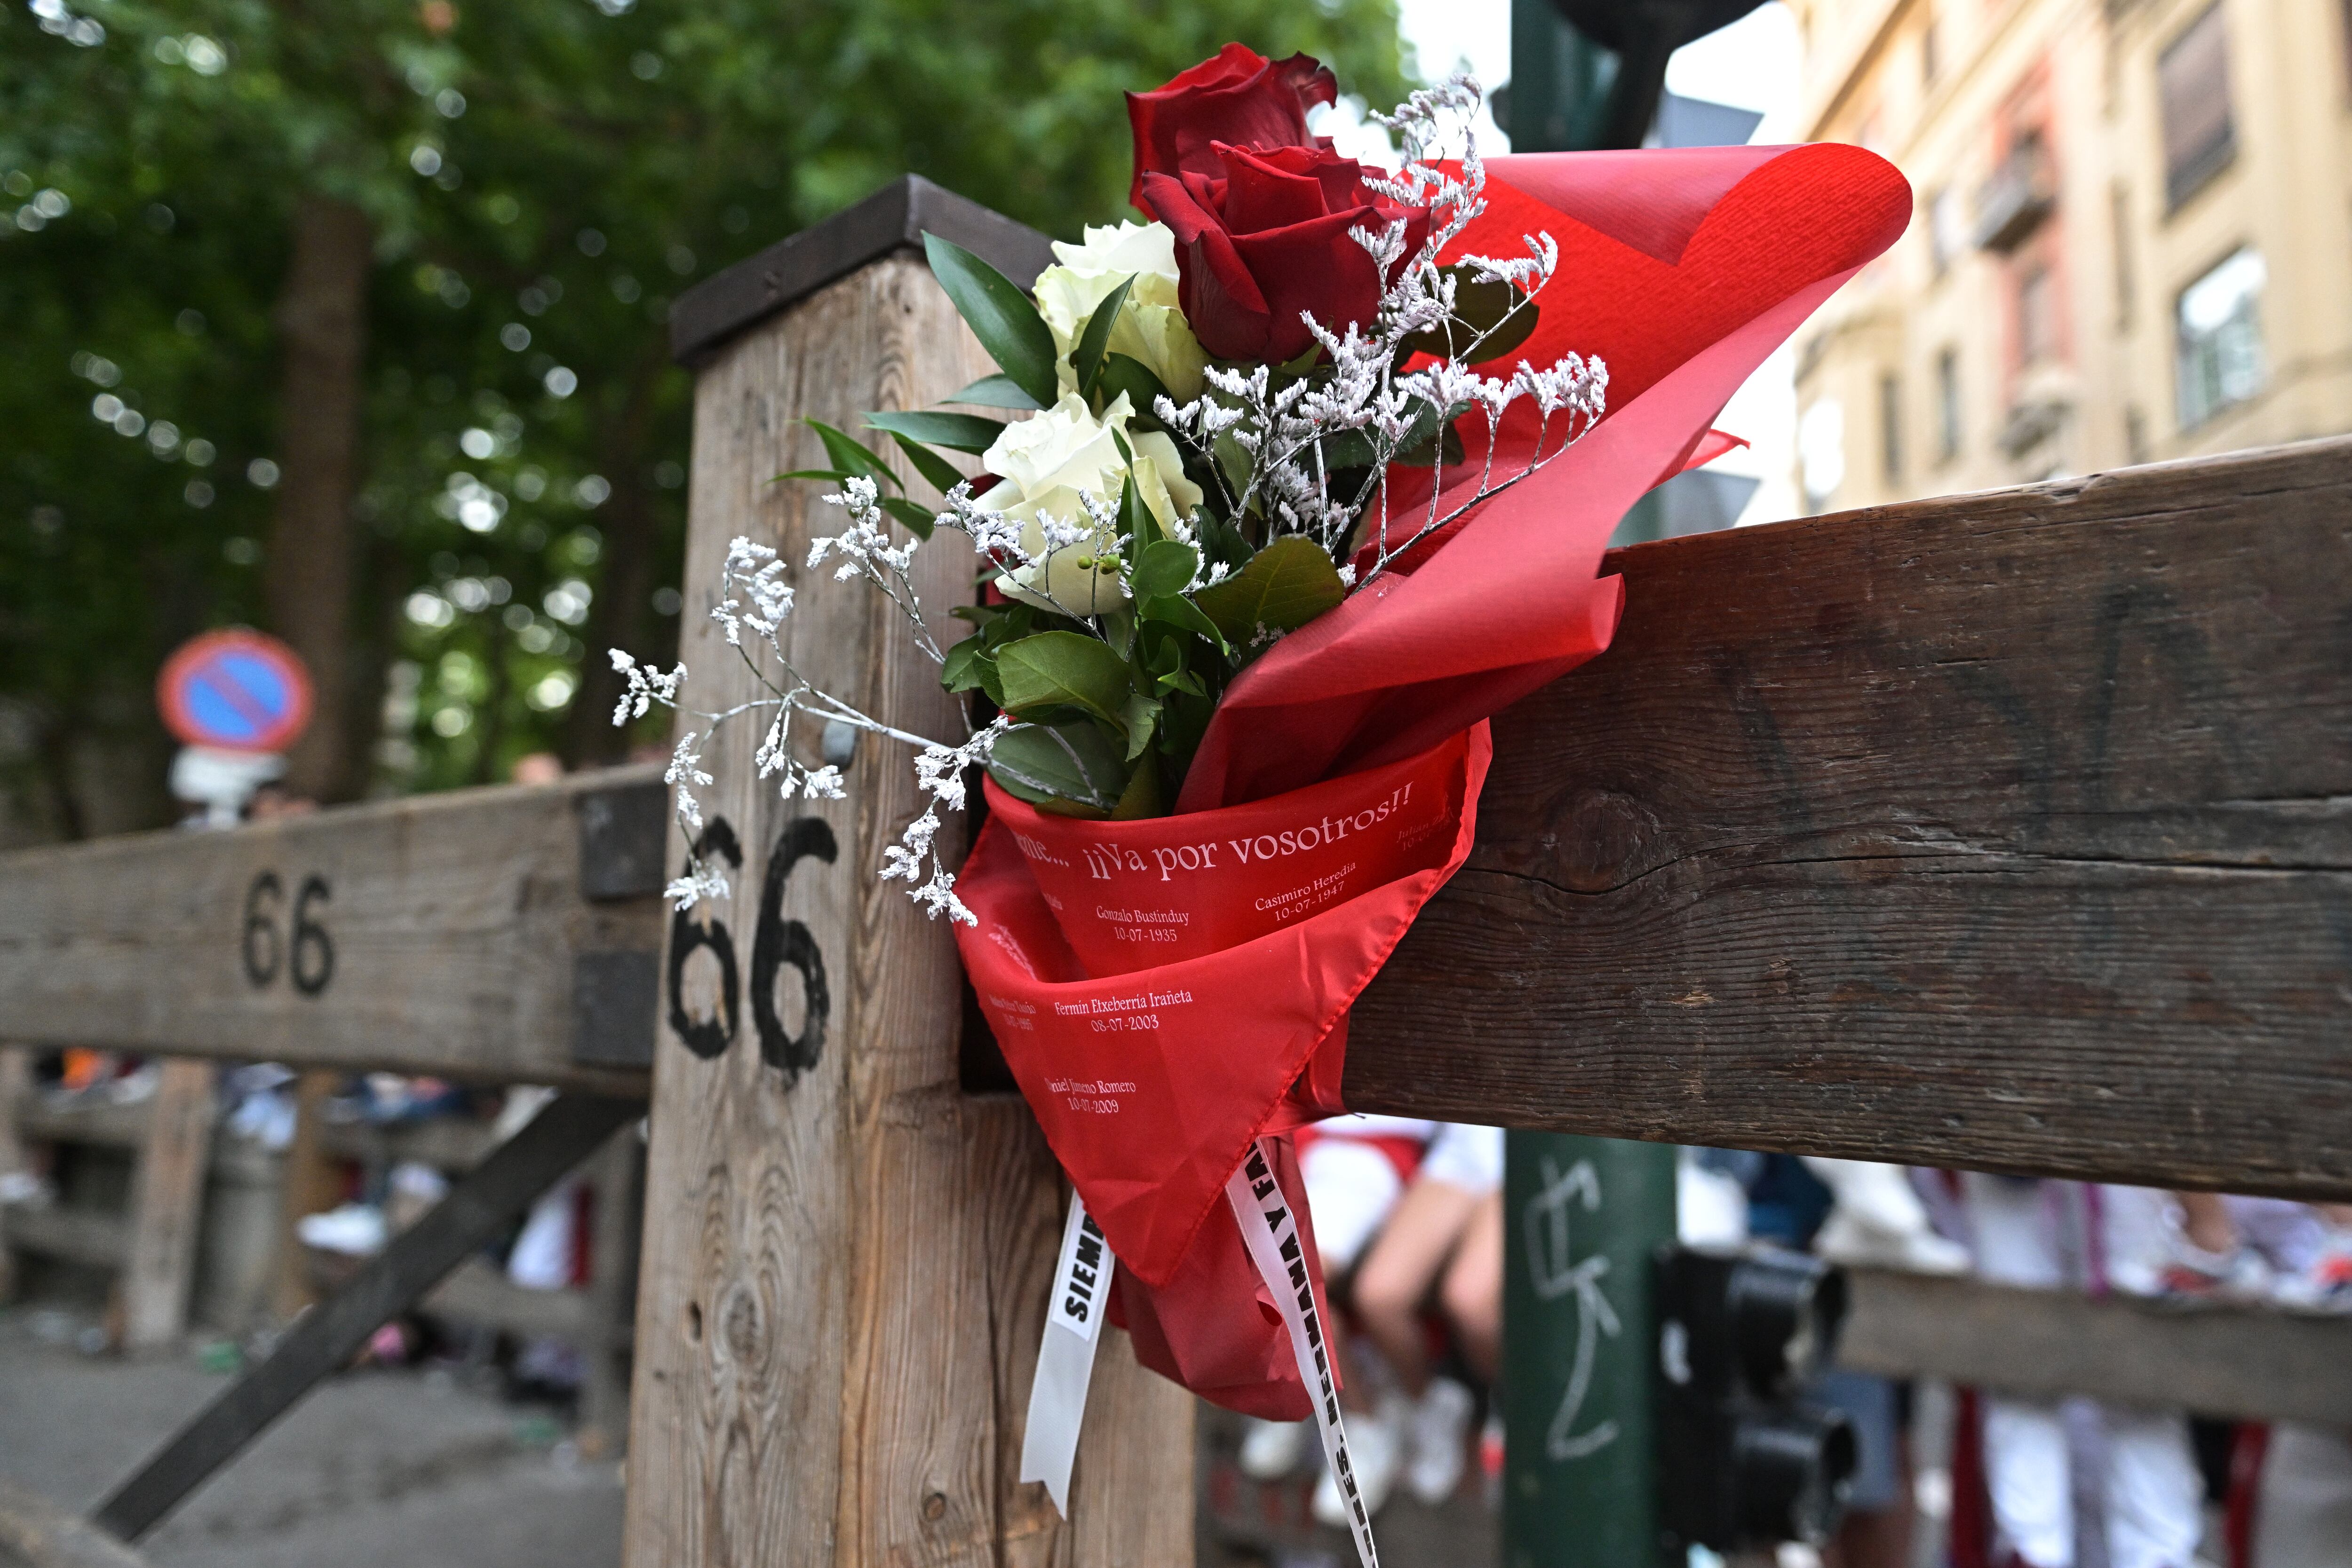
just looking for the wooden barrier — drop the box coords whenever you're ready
[622,179,1192,1568]
[1836,1266,2352,1427]
[0,1051,217,1351]
[1347,437,2352,1203]
[0,769,665,1092]
[0,179,2346,1562]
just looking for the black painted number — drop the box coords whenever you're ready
[241,871,334,997]
[751,817,836,1083]
[666,819,743,1059]
[660,814,837,1084]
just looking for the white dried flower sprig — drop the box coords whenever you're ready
[616,515,977,917]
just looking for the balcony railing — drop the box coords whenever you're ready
[1973,142,2057,253]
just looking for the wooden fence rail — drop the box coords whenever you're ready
[1347,435,2352,1202]
[0,768,664,1093]
[3,448,2343,1196]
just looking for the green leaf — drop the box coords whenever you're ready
[941,638,1003,705]
[1316,395,1453,472]
[1111,752,1164,818]
[1120,471,1162,551]
[1072,273,1136,397]
[802,420,898,490]
[1095,351,1170,423]
[878,495,938,539]
[995,630,1134,725]
[1398,415,1468,469]
[1130,539,1197,601]
[1191,536,1347,642]
[922,232,1059,410]
[1138,592,1224,647]
[945,373,1045,410]
[988,721,1127,814]
[1398,265,1542,364]
[882,430,969,496]
[774,467,857,484]
[1200,509,1252,572]
[863,408,1006,455]
[1118,691,1160,761]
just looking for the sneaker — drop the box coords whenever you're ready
[1312,1398,1404,1528]
[1238,1417,1309,1481]
[1404,1378,1475,1505]
[2274,1233,2352,1313]
[1812,1207,1971,1275]
[2146,1239,2270,1302]
[295,1203,388,1257]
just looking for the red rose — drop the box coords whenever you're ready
[1140,143,1430,365]
[1126,44,1338,211]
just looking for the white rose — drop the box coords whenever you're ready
[978,392,1205,615]
[1033,221,1207,402]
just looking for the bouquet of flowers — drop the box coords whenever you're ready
[620,40,1907,1557]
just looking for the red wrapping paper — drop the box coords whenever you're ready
[956,143,1912,1415]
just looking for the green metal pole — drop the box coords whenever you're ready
[1507,0,1625,154]
[1499,13,1692,1563]
[1502,1133,1677,1568]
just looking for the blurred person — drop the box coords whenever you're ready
[1350,1121,1503,1510]
[1234,1114,1432,1513]
[1805,1157,1971,1275]
[2151,1196,2352,1567]
[510,751,565,787]
[1960,1174,2204,1568]
[2248,1423,2352,1568]
[243,782,318,820]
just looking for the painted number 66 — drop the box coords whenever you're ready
[241,871,335,996]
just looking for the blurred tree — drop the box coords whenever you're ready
[0,0,1409,835]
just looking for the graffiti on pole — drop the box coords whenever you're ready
[1523,1155,1623,1462]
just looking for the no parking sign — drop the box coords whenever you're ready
[157,629,313,754]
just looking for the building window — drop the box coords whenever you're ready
[2176,247,2266,428]
[1935,348,1962,461]
[2160,4,2235,210]
[1799,399,1845,512]
[2110,183,2135,330]
[1879,373,1903,483]
[1930,187,1965,275]
[2018,263,2057,364]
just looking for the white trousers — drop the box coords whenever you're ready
[1961,1174,2204,1568]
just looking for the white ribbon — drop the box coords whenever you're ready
[1225,1138,1382,1568]
[1020,1189,1112,1514]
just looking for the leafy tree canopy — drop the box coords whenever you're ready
[0,0,1410,839]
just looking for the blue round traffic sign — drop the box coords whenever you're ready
[157,629,314,753]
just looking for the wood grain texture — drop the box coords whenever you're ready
[119,1059,215,1351]
[1346,438,2352,1201]
[2,1204,128,1271]
[622,256,1191,1568]
[0,770,661,1092]
[0,1047,28,1302]
[1836,1266,2352,1425]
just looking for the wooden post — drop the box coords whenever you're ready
[0,1046,30,1303]
[119,1059,216,1352]
[622,179,1193,1568]
[271,1070,342,1321]
[577,1120,641,1458]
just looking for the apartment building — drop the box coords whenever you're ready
[1788,0,2352,510]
